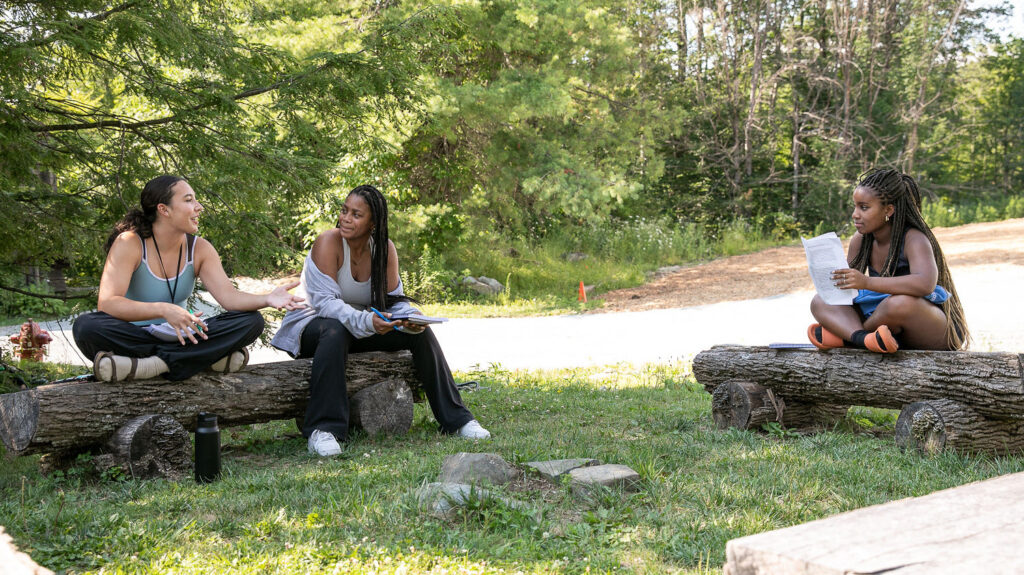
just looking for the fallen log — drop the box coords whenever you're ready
[895,399,1024,455]
[710,381,848,430]
[694,345,1024,420]
[0,352,419,457]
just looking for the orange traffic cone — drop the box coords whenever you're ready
[578,281,587,303]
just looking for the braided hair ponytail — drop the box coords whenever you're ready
[344,185,410,311]
[103,175,184,253]
[848,168,969,349]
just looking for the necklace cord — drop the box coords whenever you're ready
[151,235,184,303]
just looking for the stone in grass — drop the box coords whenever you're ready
[569,464,641,496]
[439,452,519,486]
[525,458,601,481]
[415,482,528,519]
[461,276,503,295]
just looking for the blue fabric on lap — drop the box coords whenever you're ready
[854,285,949,318]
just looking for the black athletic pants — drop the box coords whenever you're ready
[298,317,474,441]
[72,310,265,381]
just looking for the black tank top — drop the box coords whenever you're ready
[866,232,911,277]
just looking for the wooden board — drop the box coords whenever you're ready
[724,471,1024,574]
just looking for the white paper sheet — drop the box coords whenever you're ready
[801,232,857,305]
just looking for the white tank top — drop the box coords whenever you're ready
[338,237,372,309]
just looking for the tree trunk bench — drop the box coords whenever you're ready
[0,351,421,476]
[693,345,1024,454]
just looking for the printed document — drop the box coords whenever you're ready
[801,232,857,305]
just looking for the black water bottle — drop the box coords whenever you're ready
[194,412,221,483]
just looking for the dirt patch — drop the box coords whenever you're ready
[593,218,1024,313]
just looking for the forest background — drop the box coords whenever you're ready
[2,0,1022,317]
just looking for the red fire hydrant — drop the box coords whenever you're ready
[10,319,52,362]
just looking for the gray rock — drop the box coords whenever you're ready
[562,252,588,262]
[461,276,501,295]
[477,276,504,293]
[415,482,527,519]
[569,464,641,495]
[525,458,601,481]
[440,452,519,486]
[656,265,682,276]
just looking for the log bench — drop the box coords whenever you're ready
[0,351,421,478]
[693,345,1024,455]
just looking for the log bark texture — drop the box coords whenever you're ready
[895,399,1024,455]
[93,415,191,480]
[0,351,418,456]
[711,381,847,430]
[694,345,1024,419]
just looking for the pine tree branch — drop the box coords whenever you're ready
[27,6,439,135]
[25,2,140,48]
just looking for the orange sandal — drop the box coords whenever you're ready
[807,323,844,350]
[864,325,899,353]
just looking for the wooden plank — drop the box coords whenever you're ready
[724,471,1024,575]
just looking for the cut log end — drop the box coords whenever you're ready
[94,414,191,480]
[350,379,414,438]
[896,399,1024,455]
[0,390,38,454]
[895,402,947,455]
[711,381,847,431]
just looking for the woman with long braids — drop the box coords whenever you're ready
[73,175,305,381]
[808,168,969,352]
[271,184,490,456]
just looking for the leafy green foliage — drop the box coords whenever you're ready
[0,0,453,282]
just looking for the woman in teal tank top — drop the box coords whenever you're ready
[73,175,305,382]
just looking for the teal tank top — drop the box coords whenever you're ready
[125,234,197,326]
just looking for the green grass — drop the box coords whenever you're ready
[3,362,1021,574]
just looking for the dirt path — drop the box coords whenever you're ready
[594,218,1024,313]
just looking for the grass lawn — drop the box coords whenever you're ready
[2,362,1023,574]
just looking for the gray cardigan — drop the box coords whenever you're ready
[270,252,416,357]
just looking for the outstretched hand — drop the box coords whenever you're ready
[163,305,208,346]
[266,281,306,311]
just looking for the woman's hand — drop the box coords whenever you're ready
[266,281,306,311]
[832,268,868,291]
[397,320,426,334]
[162,304,209,345]
[371,312,401,335]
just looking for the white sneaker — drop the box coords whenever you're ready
[457,420,491,440]
[307,429,342,456]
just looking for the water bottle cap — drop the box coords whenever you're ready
[197,412,218,426]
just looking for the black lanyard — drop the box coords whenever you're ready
[151,235,184,303]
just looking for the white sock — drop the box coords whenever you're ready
[95,354,168,381]
[210,350,247,373]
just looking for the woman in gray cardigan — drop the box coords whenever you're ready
[271,185,490,456]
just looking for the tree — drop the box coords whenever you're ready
[0,0,449,294]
